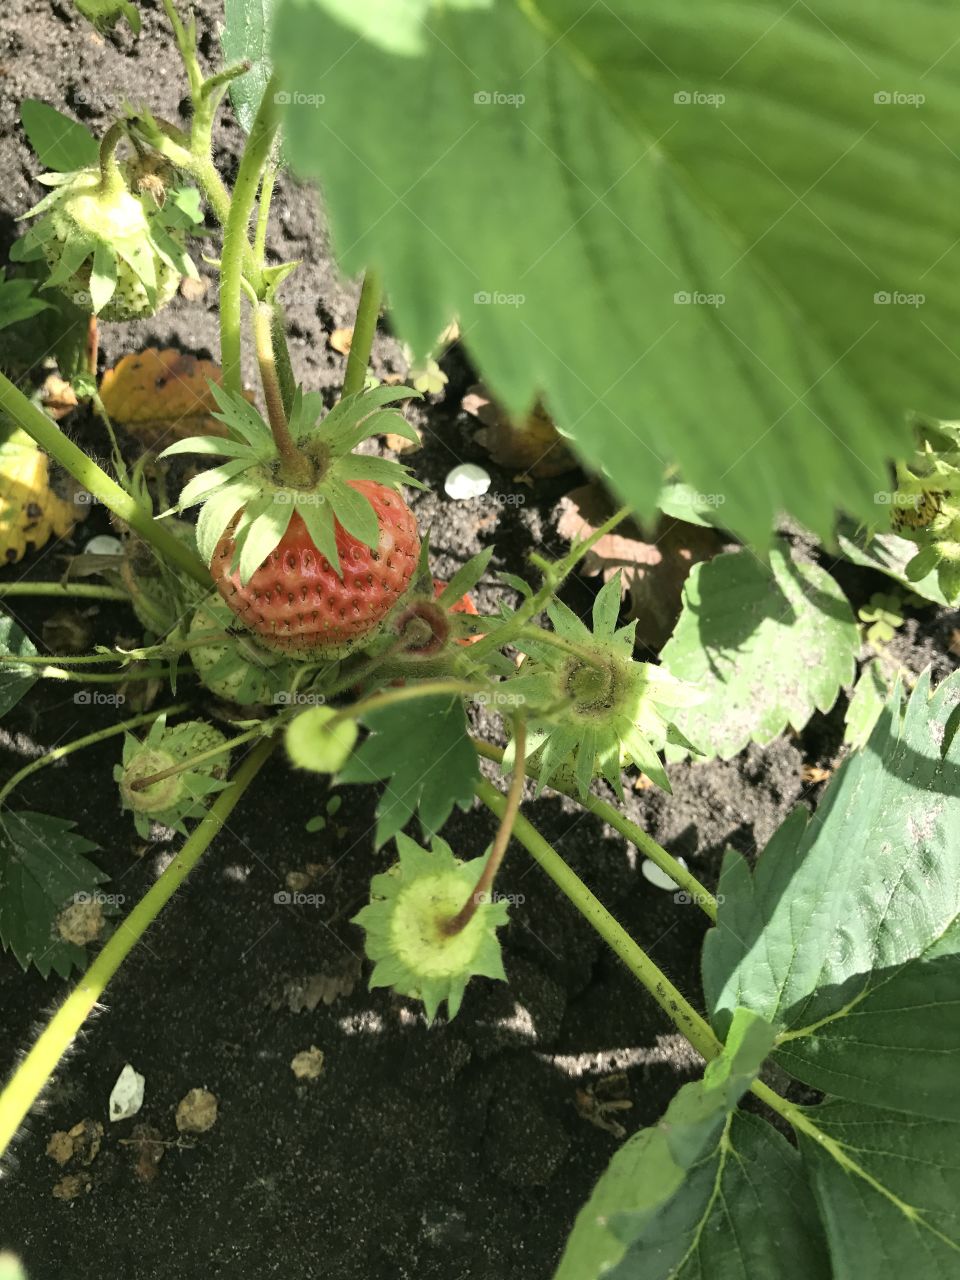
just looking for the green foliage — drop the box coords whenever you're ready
[0,811,105,978]
[19,101,98,172]
[0,269,50,333]
[73,0,140,34]
[272,0,960,544]
[661,543,858,759]
[843,658,898,749]
[858,591,905,647]
[565,672,960,1278]
[837,519,949,606]
[337,695,479,847]
[554,1010,830,1279]
[222,0,278,135]
[0,608,39,718]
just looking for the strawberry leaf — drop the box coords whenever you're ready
[19,101,98,172]
[274,0,960,545]
[0,608,38,717]
[337,695,479,848]
[0,811,105,978]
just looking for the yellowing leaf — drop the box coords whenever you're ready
[99,348,234,444]
[462,385,576,479]
[0,427,78,564]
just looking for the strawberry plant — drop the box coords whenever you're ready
[0,2,959,1277]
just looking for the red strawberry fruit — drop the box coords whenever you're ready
[163,383,425,660]
[212,482,419,656]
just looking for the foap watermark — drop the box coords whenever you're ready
[487,492,527,507]
[674,90,725,108]
[274,90,325,108]
[874,491,922,508]
[474,290,525,308]
[674,891,725,907]
[474,690,527,708]
[74,691,125,707]
[73,489,106,506]
[874,290,925,307]
[274,890,326,907]
[671,489,726,509]
[474,90,525,108]
[674,290,725,308]
[273,490,326,505]
[476,890,526,906]
[75,89,126,110]
[74,889,126,907]
[874,90,925,108]
[272,690,327,706]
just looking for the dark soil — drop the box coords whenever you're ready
[0,4,957,1279]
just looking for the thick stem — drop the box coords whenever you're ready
[271,304,298,418]
[220,77,280,395]
[0,704,189,809]
[475,777,722,1061]
[0,583,128,602]
[0,374,210,588]
[36,665,183,684]
[445,719,526,935]
[472,739,717,920]
[0,738,274,1158]
[253,302,312,484]
[97,121,127,195]
[326,678,486,729]
[341,268,383,398]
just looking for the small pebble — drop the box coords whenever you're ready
[444,464,491,500]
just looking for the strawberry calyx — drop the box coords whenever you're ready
[162,382,425,587]
[351,833,510,1024]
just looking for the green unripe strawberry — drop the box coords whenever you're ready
[189,595,300,706]
[115,715,231,838]
[20,160,197,321]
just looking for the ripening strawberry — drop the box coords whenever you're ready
[163,383,425,660]
[212,481,420,657]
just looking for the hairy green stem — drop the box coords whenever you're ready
[0,704,189,809]
[0,738,274,1158]
[270,304,298,418]
[472,739,717,920]
[253,302,311,483]
[0,374,210,587]
[476,777,722,1060]
[446,718,527,935]
[220,76,281,395]
[37,665,184,684]
[342,269,383,398]
[326,678,486,729]
[0,583,129,602]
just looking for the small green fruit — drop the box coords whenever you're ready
[115,714,230,838]
[189,596,299,706]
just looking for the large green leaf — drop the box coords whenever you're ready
[0,811,105,978]
[660,543,858,758]
[336,695,479,847]
[555,1010,830,1280]
[703,671,960,1077]
[837,520,950,605]
[272,0,960,543]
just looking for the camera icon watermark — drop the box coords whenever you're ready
[874,491,921,507]
[474,690,527,707]
[476,890,525,906]
[273,490,325,506]
[674,891,725,906]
